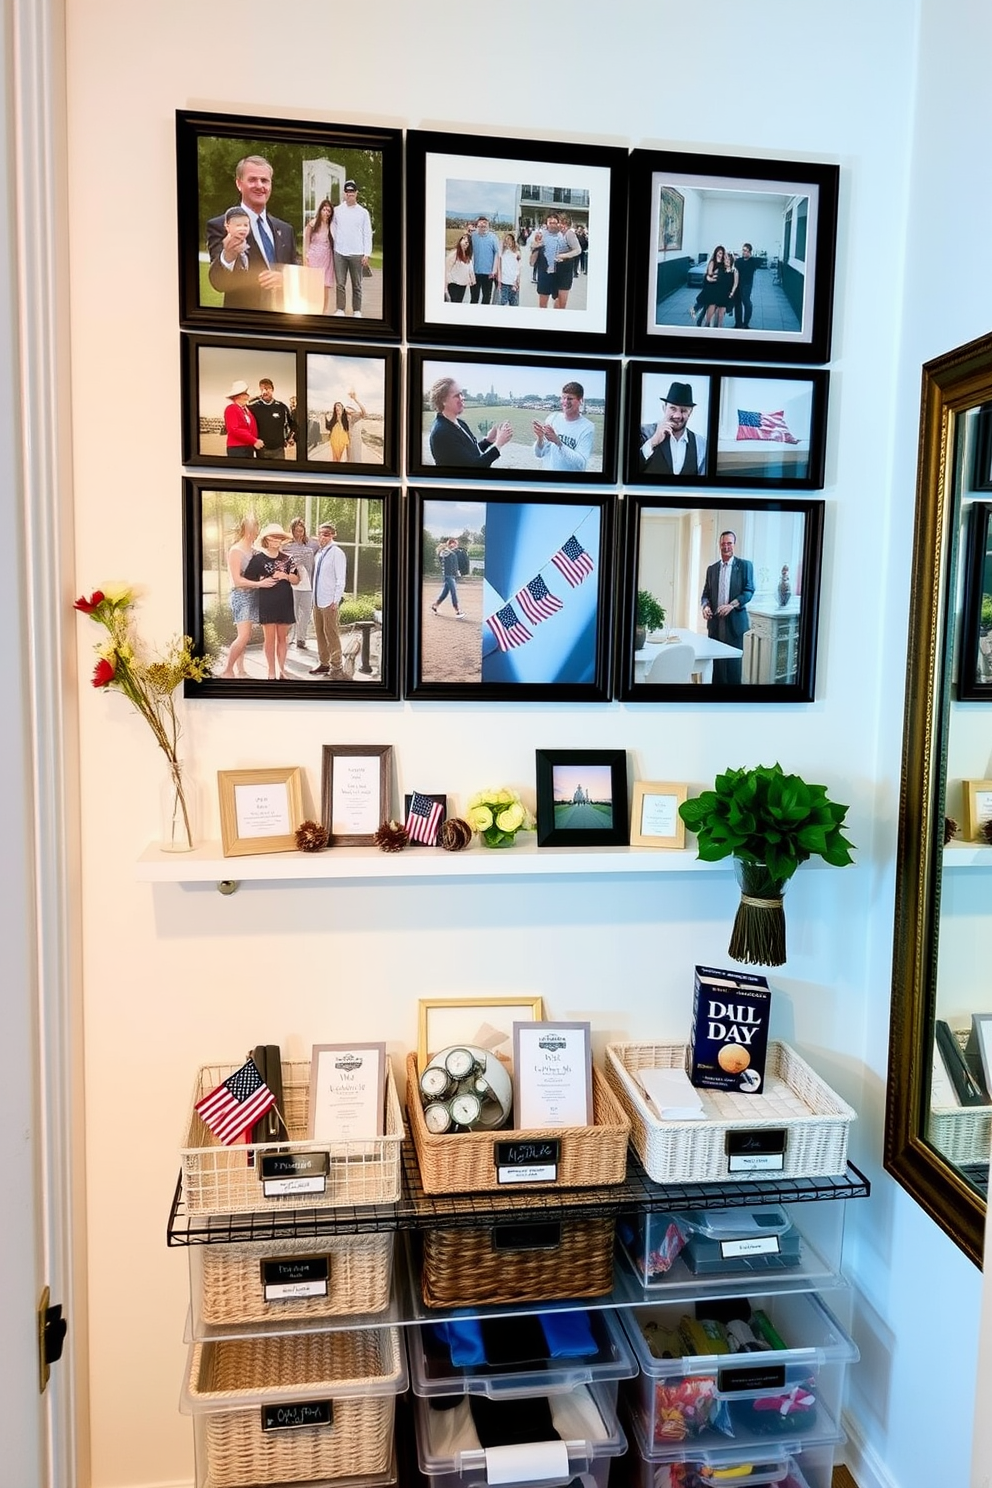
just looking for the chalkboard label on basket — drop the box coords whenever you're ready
[717,1363,786,1394]
[494,1138,561,1184]
[261,1255,330,1300]
[260,1399,333,1432]
[259,1151,329,1196]
[725,1128,787,1172]
[491,1220,562,1252]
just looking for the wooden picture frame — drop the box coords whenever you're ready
[320,745,392,846]
[218,766,304,856]
[627,148,839,364]
[962,779,992,842]
[417,995,544,1069]
[535,749,629,847]
[629,781,688,848]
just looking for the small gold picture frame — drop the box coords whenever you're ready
[962,779,992,843]
[218,766,305,857]
[417,995,544,1069]
[629,781,688,848]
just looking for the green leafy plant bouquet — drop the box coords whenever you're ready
[678,763,855,965]
[466,787,535,849]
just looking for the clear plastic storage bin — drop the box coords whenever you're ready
[623,1441,833,1487]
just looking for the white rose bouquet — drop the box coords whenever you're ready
[466,787,535,848]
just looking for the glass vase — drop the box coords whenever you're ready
[729,858,789,966]
[480,826,517,848]
[159,758,196,853]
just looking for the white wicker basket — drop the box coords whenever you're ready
[606,1040,855,1183]
[181,1057,404,1215]
[928,1106,992,1166]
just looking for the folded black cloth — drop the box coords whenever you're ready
[468,1393,559,1448]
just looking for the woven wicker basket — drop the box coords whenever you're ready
[193,1231,393,1327]
[181,1057,404,1215]
[928,1106,992,1165]
[606,1040,855,1184]
[185,1327,404,1486]
[419,1214,616,1309]
[406,1054,629,1194]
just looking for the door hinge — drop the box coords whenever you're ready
[38,1286,67,1394]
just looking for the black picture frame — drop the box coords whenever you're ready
[624,362,828,490]
[535,749,629,847]
[176,109,402,338]
[616,494,824,703]
[958,500,992,700]
[626,149,839,364]
[407,349,619,484]
[181,334,400,475]
[971,404,992,492]
[405,489,615,702]
[406,128,628,353]
[403,793,448,848]
[182,478,401,700]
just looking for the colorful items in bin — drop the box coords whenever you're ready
[643,1320,685,1360]
[679,1207,802,1277]
[650,1377,733,1443]
[619,1211,689,1281]
[690,966,771,1093]
[428,1310,598,1369]
[419,1043,514,1133]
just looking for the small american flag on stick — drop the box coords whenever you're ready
[551,535,594,588]
[514,574,564,625]
[195,1058,277,1146]
[486,602,533,652]
[736,409,799,443]
[406,791,444,845]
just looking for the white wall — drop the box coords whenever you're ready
[59,3,984,1486]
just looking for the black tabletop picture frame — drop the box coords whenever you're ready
[181,334,400,475]
[405,488,615,702]
[406,128,628,353]
[624,362,828,489]
[626,149,838,364]
[616,493,824,702]
[407,348,619,484]
[958,500,992,700]
[535,749,629,847]
[176,109,402,338]
[183,477,401,700]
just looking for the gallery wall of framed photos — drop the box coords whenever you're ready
[176,108,837,709]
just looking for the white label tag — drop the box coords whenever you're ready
[727,1151,784,1173]
[263,1279,329,1300]
[720,1235,781,1258]
[484,1440,570,1485]
[262,1175,327,1197]
[496,1163,557,1184]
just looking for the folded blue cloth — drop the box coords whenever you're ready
[429,1318,486,1366]
[537,1309,597,1358]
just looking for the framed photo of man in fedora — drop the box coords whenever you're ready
[627,370,713,484]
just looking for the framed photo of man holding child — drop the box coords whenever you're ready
[176,110,402,338]
[626,150,839,364]
[405,129,628,353]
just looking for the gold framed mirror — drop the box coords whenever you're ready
[885,331,992,1267]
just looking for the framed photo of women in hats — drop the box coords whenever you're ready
[624,362,828,490]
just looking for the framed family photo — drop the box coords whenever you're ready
[405,128,628,353]
[320,744,392,846]
[405,489,615,702]
[217,766,305,856]
[958,500,992,700]
[176,110,402,337]
[181,334,400,474]
[626,149,839,364]
[407,349,619,483]
[616,494,825,702]
[624,362,828,489]
[535,749,629,848]
[182,478,400,699]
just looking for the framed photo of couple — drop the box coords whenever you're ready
[624,362,829,490]
[405,129,628,353]
[626,149,839,364]
[176,110,402,338]
[616,494,825,703]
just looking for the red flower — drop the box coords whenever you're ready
[74,591,105,614]
[91,656,116,688]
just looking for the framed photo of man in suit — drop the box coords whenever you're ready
[615,494,825,703]
[176,110,402,338]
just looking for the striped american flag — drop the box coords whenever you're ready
[551,535,594,588]
[736,409,799,444]
[195,1059,277,1146]
[486,602,533,652]
[406,791,444,845]
[514,574,564,625]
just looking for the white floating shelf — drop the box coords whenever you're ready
[943,842,992,869]
[135,837,725,886]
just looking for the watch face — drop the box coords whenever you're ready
[424,1102,452,1134]
[420,1065,451,1098]
[449,1092,482,1127]
[444,1046,477,1080]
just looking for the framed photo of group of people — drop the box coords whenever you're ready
[175,110,838,708]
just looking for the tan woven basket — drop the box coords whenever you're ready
[406,1054,629,1194]
[194,1232,393,1327]
[186,1327,404,1487]
[419,1214,616,1309]
[181,1057,404,1214]
[606,1040,855,1183]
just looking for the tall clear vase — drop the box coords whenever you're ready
[159,757,196,852]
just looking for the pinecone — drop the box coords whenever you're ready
[440,816,473,851]
[982,819,992,847]
[374,819,409,852]
[295,820,329,852]
[944,815,959,845]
